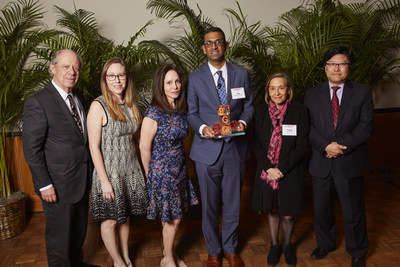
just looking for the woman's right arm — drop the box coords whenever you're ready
[139,117,157,177]
[87,101,115,201]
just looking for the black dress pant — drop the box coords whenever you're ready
[312,173,369,258]
[42,191,89,267]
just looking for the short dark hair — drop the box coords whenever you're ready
[323,45,355,65]
[203,27,226,42]
[151,64,186,114]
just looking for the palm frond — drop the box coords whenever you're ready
[145,0,216,73]
[0,0,56,198]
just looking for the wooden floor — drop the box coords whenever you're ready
[1,174,399,267]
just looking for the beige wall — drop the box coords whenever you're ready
[1,0,398,108]
[0,0,365,43]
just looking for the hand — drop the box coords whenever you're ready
[325,142,347,158]
[267,168,283,181]
[202,126,215,139]
[101,180,115,201]
[41,187,57,203]
[236,121,245,132]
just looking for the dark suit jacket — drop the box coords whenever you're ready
[22,82,91,204]
[187,62,254,165]
[251,102,309,215]
[304,80,374,177]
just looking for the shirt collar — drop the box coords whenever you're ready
[207,61,227,76]
[328,82,344,90]
[52,80,71,101]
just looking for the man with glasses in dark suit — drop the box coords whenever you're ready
[304,46,374,267]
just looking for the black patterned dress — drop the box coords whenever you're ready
[90,96,148,224]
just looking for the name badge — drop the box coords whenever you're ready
[282,124,297,136]
[231,87,245,99]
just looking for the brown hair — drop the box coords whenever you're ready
[100,58,141,124]
[264,72,294,104]
[151,64,186,114]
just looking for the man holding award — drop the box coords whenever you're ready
[187,27,254,267]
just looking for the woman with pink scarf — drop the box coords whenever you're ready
[251,72,310,267]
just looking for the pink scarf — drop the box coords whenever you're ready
[260,100,290,190]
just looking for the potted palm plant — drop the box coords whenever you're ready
[0,0,56,239]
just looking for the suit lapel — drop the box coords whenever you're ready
[72,89,88,141]
[201,64,222,106]
[226,62,235,104]
[337,80,354,129]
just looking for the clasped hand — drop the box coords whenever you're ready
[267,168,283,181]
[325,142,347,158]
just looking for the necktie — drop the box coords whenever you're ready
[216,71,231,142]
[331,86,340,129]
[216,70,227,105]
[67,94,83,135]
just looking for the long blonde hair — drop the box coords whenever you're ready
[100,58,142,124]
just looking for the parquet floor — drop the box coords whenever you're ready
[1,175,399,267]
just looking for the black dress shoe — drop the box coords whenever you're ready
[79,263,100,267]
[351,257,366,267]
[311,247,332,259]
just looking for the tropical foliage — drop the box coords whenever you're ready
[0,0,57,198]
[142,0,215,74]
[226,0,400,104]
[35,3,159,110]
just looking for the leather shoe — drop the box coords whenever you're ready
[351,257,366,267]
[224,253,244,267]
[311,247,332,259]
[207,254,221,267]
[80,263,100,267]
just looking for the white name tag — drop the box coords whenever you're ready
[231,87,245,99]
[282,124,297,136]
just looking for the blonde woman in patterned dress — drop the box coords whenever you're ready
[87,58,148,267]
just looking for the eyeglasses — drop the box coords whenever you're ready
[326,62,350,68]
[203,40,225,47]
[106,74,126,81]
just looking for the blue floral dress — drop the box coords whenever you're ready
[144,105,198,222]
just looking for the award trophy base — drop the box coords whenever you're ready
[213,131,245,139]
[213,120,245,139]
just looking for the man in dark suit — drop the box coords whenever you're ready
[187,27,254,267]
[304,46,374,267]
[23,49,97,267]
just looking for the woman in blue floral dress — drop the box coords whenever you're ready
[140,64,198,267]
